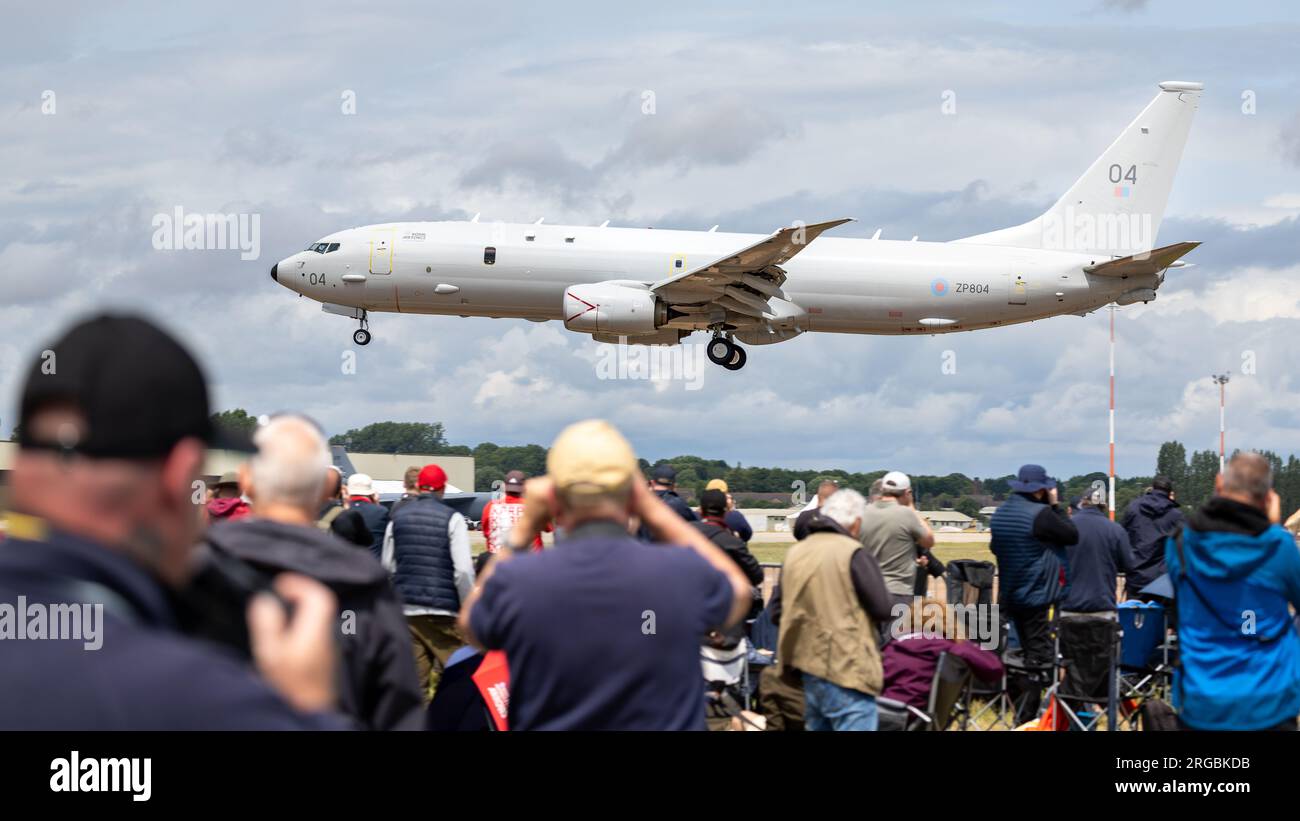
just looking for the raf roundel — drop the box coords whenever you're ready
[931,278,949,296]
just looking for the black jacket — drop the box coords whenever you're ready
[637,488,698,541]
[1122,489,1184,594]
[691,518,765,586]
[1061,506,1134,612]
[202,518,424,731]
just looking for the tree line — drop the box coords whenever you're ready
[210,413,1300,519]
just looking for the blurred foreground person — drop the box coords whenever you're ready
[1168,452,1300,731]
[774,489,893,730]
[381,463,474,699]
[459,420,752,730]
[1122,475,1184,599]
[0,314,342,729]
[203,415,423,730]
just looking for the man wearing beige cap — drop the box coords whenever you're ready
[458,420,752,730]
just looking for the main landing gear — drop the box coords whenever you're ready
[353,311,372,346]
[706,335,747,370]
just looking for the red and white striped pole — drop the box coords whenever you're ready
[1108,306,1116,520]
[1214,374,1230,473]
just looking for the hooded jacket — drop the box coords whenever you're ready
[1166,497,1300,730]
[1122,489,1184,594]
[203,518,424,731]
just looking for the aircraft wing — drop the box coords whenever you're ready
[650,218,852,321]
[1083,241,1200,278]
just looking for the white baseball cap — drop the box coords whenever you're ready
[346,473,375,496]
[881,471,911,493]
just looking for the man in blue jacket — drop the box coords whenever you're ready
[1167,452,1300,731]
[1062,482,1134,614]
[990,464,1079,722]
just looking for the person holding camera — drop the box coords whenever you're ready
[457,420,752,730]
[989,464,1079,723]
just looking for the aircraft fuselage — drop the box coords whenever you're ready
[273,220,1153,337]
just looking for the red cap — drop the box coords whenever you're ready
[417,464,447,492]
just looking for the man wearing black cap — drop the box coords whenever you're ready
[693,489,765,593]
[1121,475,1184,599]
[637,464,697,541]
[989,464,1079,723]
[0,314,343,729]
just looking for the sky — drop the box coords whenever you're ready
[2,0,1299,482]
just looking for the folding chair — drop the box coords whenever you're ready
[878,651,973,731]
[1053,613,1122,731]
[702,638,760,727]
[1115,600,1174,729]
[962,614,1025,730]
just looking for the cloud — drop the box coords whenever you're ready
[1281,112,1300,167]
[600,98,792,174]
[3,2,1300,479]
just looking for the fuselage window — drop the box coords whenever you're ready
[484,246,496,265]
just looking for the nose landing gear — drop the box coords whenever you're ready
[353,311,372,346]
[706,334,747,370]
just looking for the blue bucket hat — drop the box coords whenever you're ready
[1009,464,1056,493]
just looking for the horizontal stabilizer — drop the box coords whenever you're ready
[1084,241,1199,277]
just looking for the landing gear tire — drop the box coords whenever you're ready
[706,337,734,366]
[723,345,747,371]
[706,336,747,370]
[353,312,372,346]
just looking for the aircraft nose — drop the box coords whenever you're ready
[270,263,278,282]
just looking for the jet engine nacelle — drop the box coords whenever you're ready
[563,282,664,334]
[1115,287,1157,305]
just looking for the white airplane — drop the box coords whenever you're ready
[272,81,1202,370]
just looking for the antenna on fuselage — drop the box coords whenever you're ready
[599,220,609,228]
[471,213,480,223]
[871,228,882,240]
[708,225,719,232]
[534,217,545,225]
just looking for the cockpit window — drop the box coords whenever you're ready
[305,242,335,253]
[327,243,340,252]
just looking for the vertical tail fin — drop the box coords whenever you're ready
[957,81,1201,256]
